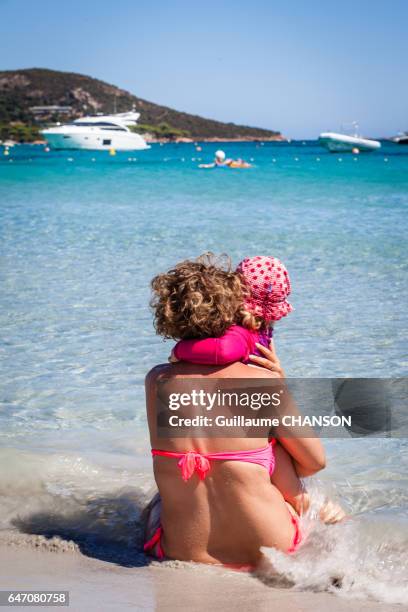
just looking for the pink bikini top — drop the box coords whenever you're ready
[151,440,276,482]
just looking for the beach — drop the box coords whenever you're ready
[1,545,400,612]
[1,141,408,609]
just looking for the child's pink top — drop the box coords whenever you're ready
[173,325,272,365]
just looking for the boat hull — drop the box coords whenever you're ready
[391,137,408,145]
[40,128,150,151]
[319,132,381,152]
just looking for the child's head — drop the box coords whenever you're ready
[236,255,293,330]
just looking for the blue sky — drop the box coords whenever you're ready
[1,0,406,138]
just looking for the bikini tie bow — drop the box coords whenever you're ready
[178,451,211,481]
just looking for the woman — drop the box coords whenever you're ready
[144,255,327,568]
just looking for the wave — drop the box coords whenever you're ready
[258,489,408,605]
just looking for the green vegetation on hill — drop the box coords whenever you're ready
[0,68,281,141]
[0,123,40,142]
[131,123,190,139]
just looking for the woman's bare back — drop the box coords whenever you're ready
[145,361,298,565]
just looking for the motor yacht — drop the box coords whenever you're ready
[40,111,150,151]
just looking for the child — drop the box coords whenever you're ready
[170,255,310,516]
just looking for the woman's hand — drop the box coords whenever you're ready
[248,340,286,377]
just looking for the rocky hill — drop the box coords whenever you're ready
[0,68,282,141]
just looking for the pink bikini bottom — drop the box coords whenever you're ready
[144,513,302,564]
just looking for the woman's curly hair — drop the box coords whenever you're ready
[150,253,245,340]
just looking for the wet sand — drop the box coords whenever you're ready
[0,544,400,612]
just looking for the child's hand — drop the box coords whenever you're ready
[168,348,179,363]
[248,340,285,377]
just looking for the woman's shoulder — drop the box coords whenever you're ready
[146,362,226,383]
[211,361,279,379]
[145,363,173,387]
[145,360,277,385]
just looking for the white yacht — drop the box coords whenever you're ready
[390,132,408,145]
[40,111,150,151]
[319,123,381,152]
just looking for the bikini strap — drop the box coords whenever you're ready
[287,515,302,553]
[151,442,275,481]
[144,526,165,559]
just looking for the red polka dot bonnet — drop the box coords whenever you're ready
[236,256,293,322]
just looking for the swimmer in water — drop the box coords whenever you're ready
[199,150,251,169]
[214,150,230,166]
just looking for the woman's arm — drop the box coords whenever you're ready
[173,325,250,365]
[277,437,326,477]
[249,341,326,476]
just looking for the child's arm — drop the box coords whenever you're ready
[173,325,251,365]
[271,442,310,515]
[272,443,345,522]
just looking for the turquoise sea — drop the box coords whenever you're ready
[1,141,407,603]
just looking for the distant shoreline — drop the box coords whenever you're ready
[152,135,286,143]
[2,135,286,147]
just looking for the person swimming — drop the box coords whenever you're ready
[199,150,251,169]
[214,150,229,166]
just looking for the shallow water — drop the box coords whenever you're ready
[0,141,407,603]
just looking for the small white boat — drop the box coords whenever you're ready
[40,111,150,151]
[319,123,381,152]
[390,132,408,145]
